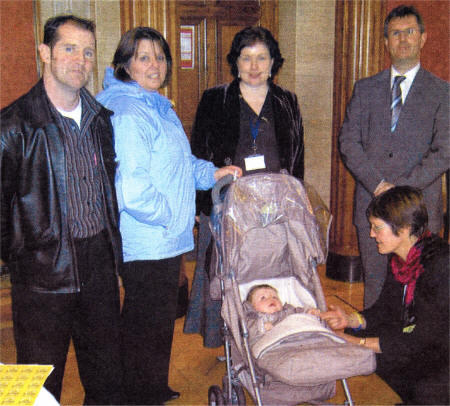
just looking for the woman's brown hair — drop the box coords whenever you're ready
[112,26,172,88]
[366,186,428,237]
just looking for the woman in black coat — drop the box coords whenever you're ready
[191,26,304,216]
[321,186,449,405]
[184,26,304,347]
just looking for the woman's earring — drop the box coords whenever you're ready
[238,71,241,78]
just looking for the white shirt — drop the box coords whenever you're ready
[391,63,420,104]
[57,98,82,127]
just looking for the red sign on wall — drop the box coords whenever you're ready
[180,25,195,69]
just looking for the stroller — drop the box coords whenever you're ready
[207,173,375,406]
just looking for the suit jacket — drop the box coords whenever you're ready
[339,67,449,232]
[191,79,304,215]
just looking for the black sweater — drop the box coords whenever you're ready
[362,235,449,379]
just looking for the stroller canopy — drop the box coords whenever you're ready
[212,173,327,290]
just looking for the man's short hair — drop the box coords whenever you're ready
[43,15,96,49]
[384,5,425,37]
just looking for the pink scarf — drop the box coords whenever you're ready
[390,230,431,305]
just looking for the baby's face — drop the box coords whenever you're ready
[251,287,283,314]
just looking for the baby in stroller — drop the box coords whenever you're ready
[237,277,374,389]
[244,284,320,346]
[208,173,376,405]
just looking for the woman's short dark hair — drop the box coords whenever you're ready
[384,5,425,38]
[112,26,172,87]
[227,26,284,80]
[43,15,96,49]
[366,186,428,237]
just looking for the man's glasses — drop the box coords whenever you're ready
[388,27,420,38]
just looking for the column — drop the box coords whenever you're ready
[327,0,386,281]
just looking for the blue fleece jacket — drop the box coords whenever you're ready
[97,67,217,261]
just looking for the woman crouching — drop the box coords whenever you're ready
[320,186,449,405]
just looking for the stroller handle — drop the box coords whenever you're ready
[212,174,234,206]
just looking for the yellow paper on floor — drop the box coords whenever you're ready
[0,364,53,406]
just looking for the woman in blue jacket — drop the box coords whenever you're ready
[97,27,240,405]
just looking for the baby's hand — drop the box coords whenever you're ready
[264,322,273,331]
[306,308,320,317]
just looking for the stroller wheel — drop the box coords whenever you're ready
[222,376,246,406]
[208,385,225,406]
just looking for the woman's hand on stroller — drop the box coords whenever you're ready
[306,308,321,317]
[319,305,351,330]
[214,165,242,181]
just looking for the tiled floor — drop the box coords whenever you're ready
[0,262,401,405]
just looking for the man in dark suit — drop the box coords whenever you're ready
[339,5,449,308]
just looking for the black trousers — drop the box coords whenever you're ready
[120,256,182,405]
[376,353,449,405]
[11,231,122,405]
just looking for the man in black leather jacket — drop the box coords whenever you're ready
[0,15,122,404]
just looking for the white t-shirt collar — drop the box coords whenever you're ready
[57,98,82,128]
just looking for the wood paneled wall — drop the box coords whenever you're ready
[120,0,167,44]
[119,0,174,100]
[0,1,38,108]
[329,0,386,258]
[328,0,449,271]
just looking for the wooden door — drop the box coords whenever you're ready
[173,0,278,138]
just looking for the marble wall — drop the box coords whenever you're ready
[278,0,336,207]
[37,0,121,94]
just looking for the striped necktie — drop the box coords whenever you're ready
[391,75,406,132]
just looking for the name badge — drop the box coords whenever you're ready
[245,154,266,171]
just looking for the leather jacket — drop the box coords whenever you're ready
[0,80,122,293]
[191,79,304,216]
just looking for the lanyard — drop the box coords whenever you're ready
[250,118,261,154]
